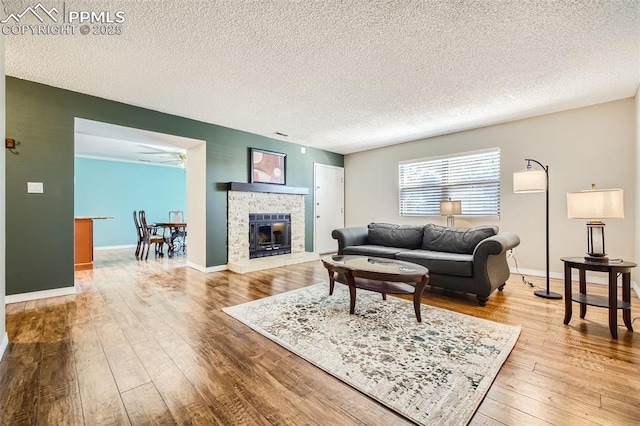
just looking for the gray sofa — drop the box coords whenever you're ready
[331,223,520,306]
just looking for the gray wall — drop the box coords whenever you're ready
[636,88,640,285]
[344,99,637,280]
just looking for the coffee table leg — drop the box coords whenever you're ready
[413,275,429,322]
[345,271,357,315]
[327,270,335,295]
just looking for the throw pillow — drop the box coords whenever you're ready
[422,224,498,254]
[368,223,425,249]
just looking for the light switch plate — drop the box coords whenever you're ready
[27,182,44,193]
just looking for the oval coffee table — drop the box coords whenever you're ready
[321,255,430,322]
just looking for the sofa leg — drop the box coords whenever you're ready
[476,296,488,307]
[498,284,505,291]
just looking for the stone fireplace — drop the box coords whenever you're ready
[227,190,306,264]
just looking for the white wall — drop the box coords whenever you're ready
[345,99,636,278]
[0,33,7,361]
[186,142,207,271]
[635,87,640,286]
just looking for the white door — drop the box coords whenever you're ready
[314,164,344,254]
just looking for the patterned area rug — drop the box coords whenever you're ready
[223,283,520,425]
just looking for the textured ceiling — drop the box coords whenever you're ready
[4,1,640,154]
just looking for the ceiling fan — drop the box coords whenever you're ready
[136,144,187,167]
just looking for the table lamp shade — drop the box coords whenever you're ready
[513,169,546,193]
[567,186,623,263]
[566,188,624,219]
[440,200,462,216]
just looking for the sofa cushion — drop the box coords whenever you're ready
[396,250,473,277]
[367,223,424,249]
[422,224,498,254]
[343,245,404,259]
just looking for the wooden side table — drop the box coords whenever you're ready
[561,257,636,339]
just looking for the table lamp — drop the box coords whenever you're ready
[567,184,624,263]
[440,199,461,227]
[513,158,561,299]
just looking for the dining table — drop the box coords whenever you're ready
[153,222,187,255]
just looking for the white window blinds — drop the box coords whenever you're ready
[399,149,500,217]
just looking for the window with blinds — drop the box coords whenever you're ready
[398,148,500,217]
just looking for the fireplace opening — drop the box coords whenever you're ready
[249,213,291,258]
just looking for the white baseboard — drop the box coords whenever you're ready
[5,285,77,304]
[510,267,610,284]
[0,333,8,363]
[94,244,136,251]
[185,261,227,273]
[511,267,640,299]
[205,265,228,273]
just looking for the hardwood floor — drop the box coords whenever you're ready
[1,249,639,425]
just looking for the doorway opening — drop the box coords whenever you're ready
[73,118,206,270]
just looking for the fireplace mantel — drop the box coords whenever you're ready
[228,182,309,195]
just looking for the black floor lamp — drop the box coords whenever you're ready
[513,158,562,299]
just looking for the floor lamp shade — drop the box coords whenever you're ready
[567,186,624,262]
[513,169,546,193]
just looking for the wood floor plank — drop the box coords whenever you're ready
[600,394,640,421]
[75,351,131,425]
[477,396,552,426]
[121,383,176,426]
[70,319,104,361]
[39,342,79,404]
[37,393,85,426]
[93,315,151,393]
[487,385,601,425]
[496,363,601,408]
[0,343,41,425]
[468,411,507,425]
[132,339,221,425]
[1,249,638,425]
[105,299,154,346]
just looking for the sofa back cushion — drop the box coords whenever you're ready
[422,224,498,254]
[367,223,425,249]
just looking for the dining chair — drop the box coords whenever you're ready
[168,210,187,253]
[133,210,144,258]
[169,210,184,222]
[139,210,166,260]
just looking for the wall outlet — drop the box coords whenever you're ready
[27,182,44,194]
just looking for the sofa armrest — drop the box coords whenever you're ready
[331,227,369,254]
[473,232,520,259]
[472,232,521,298]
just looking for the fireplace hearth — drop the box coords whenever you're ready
[249,213,291,259]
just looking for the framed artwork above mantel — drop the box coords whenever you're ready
[250,148,286,185]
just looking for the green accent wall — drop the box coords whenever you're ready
[5,77,343,295]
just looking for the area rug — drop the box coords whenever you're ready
[223,283,520,425]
